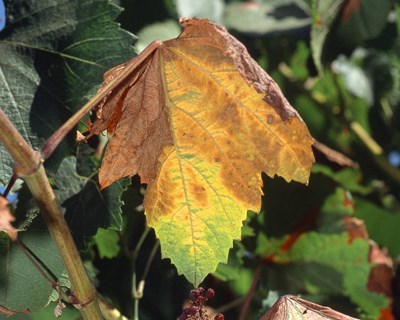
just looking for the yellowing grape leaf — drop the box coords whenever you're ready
[90,18,314,286]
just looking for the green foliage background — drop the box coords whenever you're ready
[1,0,400,319]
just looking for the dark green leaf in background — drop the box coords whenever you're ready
[51,157,129,249]
[310,0,344,73]
[257,232,388,318]
[0,0,134,314]
[354,198,400,258]
[0,220,65,313]
[311,0,392,73]
[0,0,135,185]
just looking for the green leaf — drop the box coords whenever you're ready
[257,232,388,318]
[93,228,121,259]
[52,157,129,249]
[310,0,344,73]
[354,198,400,257]
[0,305,80,320]
[334,0,392,44]
[317,187,354,233]
[224,1,310,35]
[0,0,134,185]
[310,0,392,73]
[312,164,372,195]
[289,41,311,81]
[0,220,65,313]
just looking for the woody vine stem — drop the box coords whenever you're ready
[0,42,163,319]
[0,109,103,319]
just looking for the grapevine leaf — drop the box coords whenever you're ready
[310,0,344,74]
[0,219,65,313]
[354,198,400,257]
[51,156,129,249]
[0,0,134,185]
[258,232,389,318]
[310,0,392,73]
[90,18,314,286]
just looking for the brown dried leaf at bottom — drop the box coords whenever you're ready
[260,295,358,320]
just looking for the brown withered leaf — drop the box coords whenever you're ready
[90,18,314,285]
[0,196,17,241]
[260,295,358,320]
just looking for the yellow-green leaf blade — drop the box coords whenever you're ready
[145,147,248,286]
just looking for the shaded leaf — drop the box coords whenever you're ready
[0,0,134,185]
[0,196,17,241]
[257,231,389,317]
[0,219,65,313]
[310,0,344,73]
[312,164,371,195]
[335,0,392,42]
[90,18,314,285]
[310,0,392,73]
[260,294,358,319]
[51,157,129,249]
[0,305,79,320]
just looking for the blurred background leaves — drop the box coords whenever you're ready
[1,0,400,319]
